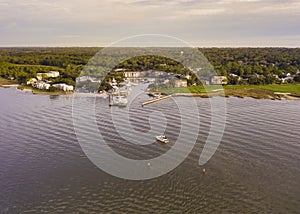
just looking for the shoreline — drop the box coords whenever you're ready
[172,92,300,100]
[1,83,299,100]
[169,88,300,100]
[161,84,300,101]
[0,84,20,88]
[0,77,19,88]
[17,85,73,95]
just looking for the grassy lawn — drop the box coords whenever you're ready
[0,77,18,86]
[161,85,222,94]
[162,84,300,94]
[224,84,300,93]
[18,85,68,95]
[161,84,300,99]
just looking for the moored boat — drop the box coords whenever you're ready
[156,135,169,144]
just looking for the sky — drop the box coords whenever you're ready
[1,0,300,47]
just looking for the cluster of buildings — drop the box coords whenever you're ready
[228,71,300,84]
[122,70,228,87]
[26,71,74,92]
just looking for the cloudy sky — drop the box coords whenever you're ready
[1,0,300,47]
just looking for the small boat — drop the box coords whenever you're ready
[113,95,128,107]
[156,135,169,144]
[146,92,161,99]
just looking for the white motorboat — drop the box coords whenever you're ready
[156,135,169,144]
[113,95,128,107]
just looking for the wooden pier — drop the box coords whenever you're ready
[109,93,113,106]
[142,95,172,107]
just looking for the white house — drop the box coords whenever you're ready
[211,76,228,85]
[33,81,51,90]
[124,71,141,78]
[52,83,74,91]
[175,79,188,88]
[48,71,60,78]
[37,71,60,80]
[27,78,37,85]
[281,77,293,83]
[76,76,100,83]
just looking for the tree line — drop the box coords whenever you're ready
[0,47,299,87]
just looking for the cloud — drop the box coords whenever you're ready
[0,0,299,46]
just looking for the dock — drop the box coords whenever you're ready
[142,95,172,107]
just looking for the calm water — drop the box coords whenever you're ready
[0,87,299,213]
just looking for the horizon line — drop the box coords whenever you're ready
[0,46,300,48]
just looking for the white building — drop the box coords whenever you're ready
[124,71,141,78]
[53,83,74,91]
[175,79,188,88]
[49,71,60,78]
[211,76,228,85]
[76,76,101,83]
[37,71,60,80]
[281,77,293,83]
[27,78,37,85]
[33,81,51,90]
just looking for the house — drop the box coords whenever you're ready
[203,80,210,85]
[124,71,141,78]
[33,81,51,90]
[281,77,293,83]
[27,78,37,85]
[76,76,89,82]
[76,76,101,83]
[175,79,188,88]
[36,71,60,80]
[211,76,228,85]
[48,71,60,78]
[52,83,74,91]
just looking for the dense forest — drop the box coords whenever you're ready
[0,47,300,88]
[203,48,300,84]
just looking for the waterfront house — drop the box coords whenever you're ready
[26,78,37,85]
[33,80,51,90]
[52,83,74,91]
[211,76,228,85]
[175,79,188,88]
[76,76,101,83]
[281,76,293,83]
[124,71,141,78]
[37,71,60,80]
